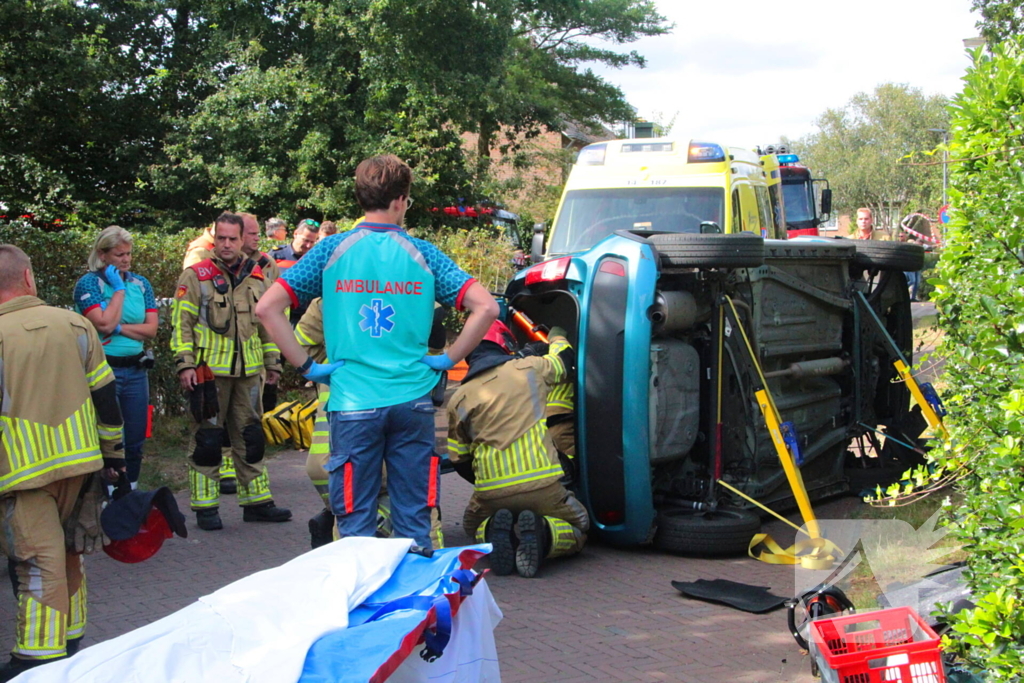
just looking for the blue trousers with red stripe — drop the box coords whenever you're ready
[327,394,439,548]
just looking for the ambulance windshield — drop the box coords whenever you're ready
[548,187,725,256]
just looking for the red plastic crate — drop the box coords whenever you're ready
[809,606,945,683]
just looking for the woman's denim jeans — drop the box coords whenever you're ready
[112,364,149,483]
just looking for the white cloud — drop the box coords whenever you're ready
[590,0,980,147]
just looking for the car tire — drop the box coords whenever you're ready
[648,233,765,268]
[845,240,925,272]
[653,505,761,556]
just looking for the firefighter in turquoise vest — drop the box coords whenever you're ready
[256,154,498,549]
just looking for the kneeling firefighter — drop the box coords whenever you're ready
[171,213,291,530]
[296,298,446,549]
[447,321,588,578]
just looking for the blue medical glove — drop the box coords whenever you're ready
[112,324,122,336]
[419,353,455,371]
[303,360,345,384]
[104,265,126,292]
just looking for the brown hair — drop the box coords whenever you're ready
[354,155,412,212]
[0,245,33,294]
[320,221,337,236]
[214,212,244,236]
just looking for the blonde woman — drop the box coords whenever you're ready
[74,226,158,486]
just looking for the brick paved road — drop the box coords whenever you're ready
[0,417,848,682]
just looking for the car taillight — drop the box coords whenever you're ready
[597,510,625,526]
[524,256,571,286]
[598,260,626,277]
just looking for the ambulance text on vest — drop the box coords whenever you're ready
[335,280,423,295]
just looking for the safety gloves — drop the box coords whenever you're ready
[64,473,110,555]
[419,352,455,371]
[103,265,126,292]
[189,363,220,423]
[303,359,345,385]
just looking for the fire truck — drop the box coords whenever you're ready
[761,144,832,238]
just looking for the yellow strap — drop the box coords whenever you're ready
[755,389,821,540]
[894,359,949,438]
[748,533,841,569]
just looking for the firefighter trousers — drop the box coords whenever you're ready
[189,374,273,510]
[0,475,88,661]
[466,480,589,559]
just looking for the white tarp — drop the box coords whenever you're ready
[16,537,413,683]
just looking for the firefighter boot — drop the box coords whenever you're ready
[309,507,335,549]
[219,478,237,495]
[485,509,516,576]
[243,501,293,523]
[196,507,223,531]
[515,510,551,579]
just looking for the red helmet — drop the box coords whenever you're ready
[103,508,173,564]
[481,320,517,355]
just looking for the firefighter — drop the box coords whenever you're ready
[217,212,282,496]
[296,298,446,549]
[171,213,291,530]
[0,246,125,680]
[182,224,216,269]
[447,321,588,578]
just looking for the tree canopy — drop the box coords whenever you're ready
[0,0,670,229]
[972,0,1024,43]
[791,83,948,231]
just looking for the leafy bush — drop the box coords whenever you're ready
[930,39,1024,678]
[0,222,516,414]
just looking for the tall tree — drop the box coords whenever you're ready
[972,0,1024,43]
[472,0,671,162]
[793,83,948,232]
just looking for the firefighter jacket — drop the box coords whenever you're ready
[171,257,281,378]
[294,297,327,363]
[447,335,573,497]
[253,251,280,284]
[183,227,215,269]
[0,296,123,493]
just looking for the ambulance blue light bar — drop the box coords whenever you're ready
[687,142,725,163]
[577,143,607,166]
[778,153,800,164]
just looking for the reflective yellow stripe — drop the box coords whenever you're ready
[68,569,86,638]
[0,403,103,492]
[471,422,563,491]
[15,594,66,658]
[447,438,471,457]
[547,383,574,411]
[238,470,272,505]
[86,361,113,387]
[189,469,219,508]
[546,517,578,557]
[295,326,316,347]
[170,299,197,356]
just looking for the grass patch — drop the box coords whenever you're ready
[842,492,966,610]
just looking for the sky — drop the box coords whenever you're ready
[590,0,980,147]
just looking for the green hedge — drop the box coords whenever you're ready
[0,222,516,415]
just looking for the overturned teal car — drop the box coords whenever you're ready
[504,138,927,554]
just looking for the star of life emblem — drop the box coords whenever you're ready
[359,299,395,338]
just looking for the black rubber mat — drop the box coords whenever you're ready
[671,579,788,614]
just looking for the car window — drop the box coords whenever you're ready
[548,187,725,255]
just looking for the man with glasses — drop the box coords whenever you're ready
[256,154,498,550]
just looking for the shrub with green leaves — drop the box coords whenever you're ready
[931,38,1024,678]
[0,222,515,417]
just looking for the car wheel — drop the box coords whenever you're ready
[648,233,765,269]
[653,505,761,556]
[846,240,925,272]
